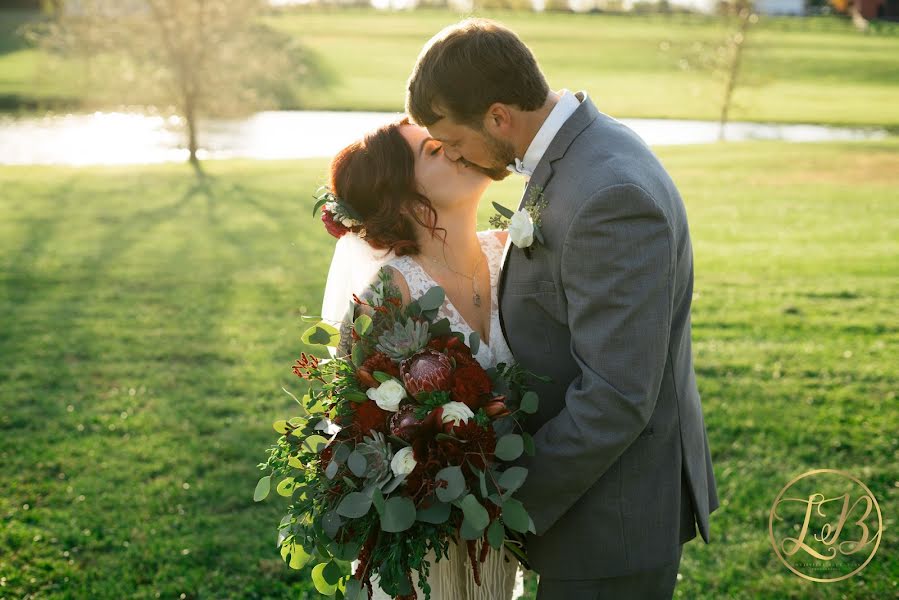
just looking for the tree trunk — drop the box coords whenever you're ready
[719,11,752,142]
[185,101,204,179]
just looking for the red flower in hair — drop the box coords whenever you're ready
[321,206,350,239]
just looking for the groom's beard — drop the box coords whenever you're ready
[467,131,516,181]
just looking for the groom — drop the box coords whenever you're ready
[406,19,719,599]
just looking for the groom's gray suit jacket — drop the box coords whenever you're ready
[499,92,719,579]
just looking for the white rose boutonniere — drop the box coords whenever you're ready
[490,185,548,258]
[508,209,535,248]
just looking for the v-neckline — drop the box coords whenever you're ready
[410,236,494,348]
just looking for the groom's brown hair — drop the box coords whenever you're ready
[406,19,549,128]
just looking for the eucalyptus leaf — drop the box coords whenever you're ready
[253,475,271,502]
[324,460,339,480]
[281,540,312,570]
[352,343,365,367]
[273,419,289,434]
[380,497,416,533]
[498,466,528,494]
[337,492,373,518]
[416,501,451,524]
[486,518,505,550]
[276,477,296,496]
[330,541,360,561]
[301,322,339,347]
[348,451,368,477]
[303,434,329,454]
[312,562,338,595]
[520,391,539,414]
[345,577,364,600]
[495,434,524,461]
[354,314,373,336]
[371,486,386,515]
[429,317,451,337]
[322,510,343,539]
[459,494,490,530]
[460,517,485,540]
[418,286,445,311]
[501,498,530,534]
[534,225,545,245]
[522,431,536,457]
[435,465,465,503]
[322,560,343,586]
[469,331,480,355]
[381,474,406,494]
[333,442,351,465]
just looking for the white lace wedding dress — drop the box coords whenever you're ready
[351,230,525,600]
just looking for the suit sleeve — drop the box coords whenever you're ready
[514,183,674,536]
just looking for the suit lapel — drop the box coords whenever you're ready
[497,92,601,349]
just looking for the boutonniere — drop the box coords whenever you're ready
[490,185,548,258]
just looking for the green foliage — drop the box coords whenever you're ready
[0,142,896,598]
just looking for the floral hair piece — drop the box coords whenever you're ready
[312,186,364,239]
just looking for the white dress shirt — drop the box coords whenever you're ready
[507,89,582,179]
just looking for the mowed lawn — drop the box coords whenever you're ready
[1,138,897,599]
[1,8,898,128]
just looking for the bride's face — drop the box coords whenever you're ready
[399,124,490,212]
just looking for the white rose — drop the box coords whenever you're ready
[365,379,406,412]
[509,209,535,248]
[441,401,474,427]
[390,446,417,477]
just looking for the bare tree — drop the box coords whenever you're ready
[28,0,326,176]
[660,1,760,141]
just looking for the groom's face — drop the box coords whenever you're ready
[425,117,514,182]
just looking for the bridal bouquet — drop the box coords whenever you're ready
[256,271,542,600]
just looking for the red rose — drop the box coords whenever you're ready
[451,364,493,411]
[401,349,453,397]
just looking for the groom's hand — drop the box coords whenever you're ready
[515,183,673,536]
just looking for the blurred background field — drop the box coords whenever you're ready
[1,8,898,127]
[1,2,897,599]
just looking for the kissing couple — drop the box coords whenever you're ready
[317,18,719,600]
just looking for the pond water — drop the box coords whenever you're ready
[0,110,888,166]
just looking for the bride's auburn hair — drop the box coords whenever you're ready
[328,117,441,256]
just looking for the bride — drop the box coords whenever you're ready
[318,116,525,600]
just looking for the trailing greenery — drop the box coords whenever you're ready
[0,138,897,598]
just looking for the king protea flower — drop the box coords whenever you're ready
[400,349,453,397]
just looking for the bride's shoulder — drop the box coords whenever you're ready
[478,228,508,247]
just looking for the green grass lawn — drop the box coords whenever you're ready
[1,8,898,127]
[1,138,897,598]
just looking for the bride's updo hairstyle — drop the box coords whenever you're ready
[328,117,441,256]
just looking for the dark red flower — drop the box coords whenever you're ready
[321,206,349,239]
[401,349,453,396]
[348,399,391,441]
[362,352,400,379]
[451,364,493,411]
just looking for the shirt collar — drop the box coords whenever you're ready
[507,89,581,178]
